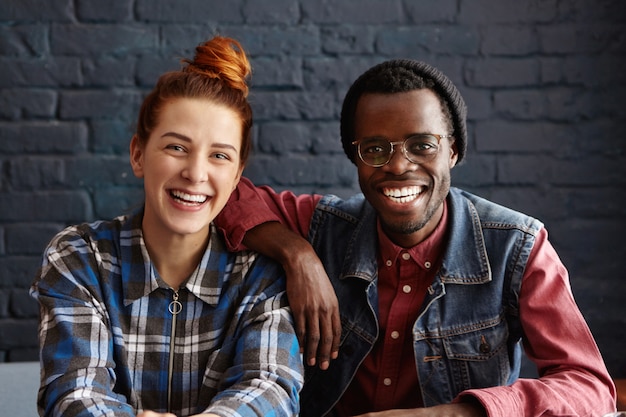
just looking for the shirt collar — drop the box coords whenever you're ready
[120,209,227,307]
[377,199,449,271]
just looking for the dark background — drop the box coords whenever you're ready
[0,0,624,379]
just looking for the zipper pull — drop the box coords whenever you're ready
[168,290,182,315]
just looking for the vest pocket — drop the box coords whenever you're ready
[441,318,511,392]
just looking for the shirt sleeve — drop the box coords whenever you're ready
[216,176,322,251]
[202,256,304,417]
[30,229,135,417]
[455,227,617,417]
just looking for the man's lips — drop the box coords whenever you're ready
[170,189,208,206]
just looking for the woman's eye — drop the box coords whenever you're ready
[166,144,186,152]
[213,152,231,160]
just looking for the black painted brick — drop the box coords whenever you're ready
[5,224,63,256]
[0,0,624,379]
[76,0,134,22]
[0,318,38,350]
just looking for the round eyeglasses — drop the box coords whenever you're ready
[352,133,453,167]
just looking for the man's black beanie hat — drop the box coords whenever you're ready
[340,59,468,164]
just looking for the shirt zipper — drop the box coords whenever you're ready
[167,290,182,413]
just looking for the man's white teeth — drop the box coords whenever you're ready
[171,190,207,204]
[383,186,421,203]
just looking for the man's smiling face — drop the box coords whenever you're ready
[353,89,458,248]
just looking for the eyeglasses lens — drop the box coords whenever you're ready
[358,135,440,167]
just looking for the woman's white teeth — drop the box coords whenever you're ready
[171,190,207,204]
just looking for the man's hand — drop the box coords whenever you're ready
[136,411,177,417]
[284,240,341,370]
[242,221,342,370]
[138,412,222,417]
[353,402,487,417]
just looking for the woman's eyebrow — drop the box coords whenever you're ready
[160,132,238,152]
[161,131,191,142]
[211,143,238,151]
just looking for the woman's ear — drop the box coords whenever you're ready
[129,135,145,179]
[232,165,244,191]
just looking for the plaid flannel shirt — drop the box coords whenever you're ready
[30,210,303,417]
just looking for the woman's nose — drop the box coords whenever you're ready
[181,156,208,183]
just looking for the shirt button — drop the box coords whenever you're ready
[425,261,431,269]
[401,252,411,261]
[391,331,400,339]
[385,259,392,267]
[403,285,412,293]
[383,378,392,386]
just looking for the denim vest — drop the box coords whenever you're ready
[299,187,543,417]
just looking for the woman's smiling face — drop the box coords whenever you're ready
[130,97,244,243]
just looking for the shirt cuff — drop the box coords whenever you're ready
[216,199,282,251]
[455,386,522,417]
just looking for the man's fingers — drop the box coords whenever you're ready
[305,311,321,367]
[331,310,342,359]
[292,308,308,352]
[316,310,339,370]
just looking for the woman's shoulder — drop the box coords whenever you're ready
[45,213,134,255]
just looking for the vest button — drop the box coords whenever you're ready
[479,336,491,353]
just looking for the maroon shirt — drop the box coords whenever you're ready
[336,203,449,415]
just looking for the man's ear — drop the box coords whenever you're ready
[449,138,459,168]
[129,135,145,179]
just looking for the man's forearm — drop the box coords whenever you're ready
[242,221,341,370]
[242,221,310,265]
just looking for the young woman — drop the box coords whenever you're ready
[30,36,303,417]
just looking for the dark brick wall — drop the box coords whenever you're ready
[1,0,624,378]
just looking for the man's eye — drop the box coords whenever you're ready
[410,142,432,151]
[407,137,438,154]
[364,145,385,154]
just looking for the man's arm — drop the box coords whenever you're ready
[351,402,486,417]
[216,177,341,369]
[243,222,341,369]
[216,177,317,251]
[457,228,617,417]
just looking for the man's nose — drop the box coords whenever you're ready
[383,143,415,173]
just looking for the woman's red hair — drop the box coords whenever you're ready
[135,36,253,165]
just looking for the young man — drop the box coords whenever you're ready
[216,59,616,417]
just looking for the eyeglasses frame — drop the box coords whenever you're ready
[352,133,454,167]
